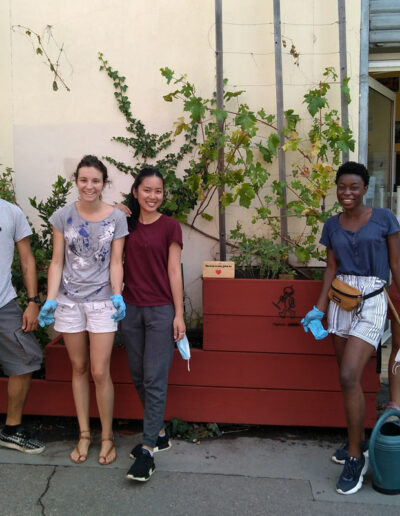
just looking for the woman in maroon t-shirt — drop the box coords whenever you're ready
[120,166,185,483]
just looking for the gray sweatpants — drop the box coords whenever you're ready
[121,303,175,448]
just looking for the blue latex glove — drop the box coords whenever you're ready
[110,294,126,322]
[306,319,328,340]
[301,305,324,330]
[38,300,58,327]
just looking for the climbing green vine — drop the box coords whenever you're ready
[98,52,198,222]
[99,53,354,267]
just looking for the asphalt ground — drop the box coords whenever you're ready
[1,427,400,516]
[0,345,397,515]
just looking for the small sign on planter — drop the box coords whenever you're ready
[202,261,235,278]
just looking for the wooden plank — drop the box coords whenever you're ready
[203,314,333,354]
[44,344,379,392]
[163,386,378,429]
[169,350,380,392]
[0,379,378,428]
[203,278,322,317]
[45,344,131,383]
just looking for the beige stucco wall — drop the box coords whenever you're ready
[0,1,14,168]
[1,0,362,317]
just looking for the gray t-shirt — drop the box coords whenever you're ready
[49,203,128,302]
[0,199,32,309]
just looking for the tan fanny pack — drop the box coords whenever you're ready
[328,278,384,312]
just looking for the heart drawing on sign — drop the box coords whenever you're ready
[215,269,222,275]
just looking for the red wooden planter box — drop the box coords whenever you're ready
[201,278,380,428]
[0,278,381,428]
[203,278,332,353]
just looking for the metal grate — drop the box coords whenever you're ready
[370,0,400,52]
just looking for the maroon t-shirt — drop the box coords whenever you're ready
[123,214,183,306]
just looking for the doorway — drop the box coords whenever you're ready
[367,76,396,210]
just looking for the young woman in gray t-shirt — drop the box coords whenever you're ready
[38,155,128,465]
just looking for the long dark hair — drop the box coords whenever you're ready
[127,166,165,231]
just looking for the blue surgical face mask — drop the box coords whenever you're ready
[177,334,190,371]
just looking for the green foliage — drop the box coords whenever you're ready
[99,56,354,266]
[29,176,73,253]
[0,166,17,203]
[160,66,354,263]
[0,166,73,346]
[230,223,293,279]
[98,52,198,222]
[166,417,222,442]
[311,268,324,280]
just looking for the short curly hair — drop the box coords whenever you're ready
[335,161,369,186]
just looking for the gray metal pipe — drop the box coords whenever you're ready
[215,0,227,261]
[358,0,370,166]
[338,0,349,163]
[273,0,288,243]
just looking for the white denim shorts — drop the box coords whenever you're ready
[54,298,117,334]
[327,275,387,349]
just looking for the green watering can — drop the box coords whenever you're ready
[369,409,400,494]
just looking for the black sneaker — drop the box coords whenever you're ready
[129,433,171,459]
[331,440,369,464]
[0,427,45,454]
[126,448,155,482]
[336,455,368,495]
[154,432,172,453]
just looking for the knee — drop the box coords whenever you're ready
[339,366,359,391]
[91,367,110,385]
[143,375,165,395]
[71,360,89,377]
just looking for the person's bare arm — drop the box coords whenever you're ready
[168,242,185,341]
[110,237,125,295]
[46,227,65,300]
[16,236,39,332]
[114,203,131,217]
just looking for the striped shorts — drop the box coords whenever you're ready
[327,275,387,349]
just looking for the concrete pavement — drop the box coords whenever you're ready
[1,432,399,515]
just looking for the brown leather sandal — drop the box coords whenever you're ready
[98,436,116,465]
[70,430,92,464]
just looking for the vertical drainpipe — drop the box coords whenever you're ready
[273,0,288,244]
[338,0,349,163]
[215,0,227,261]
[358,0,370,166]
